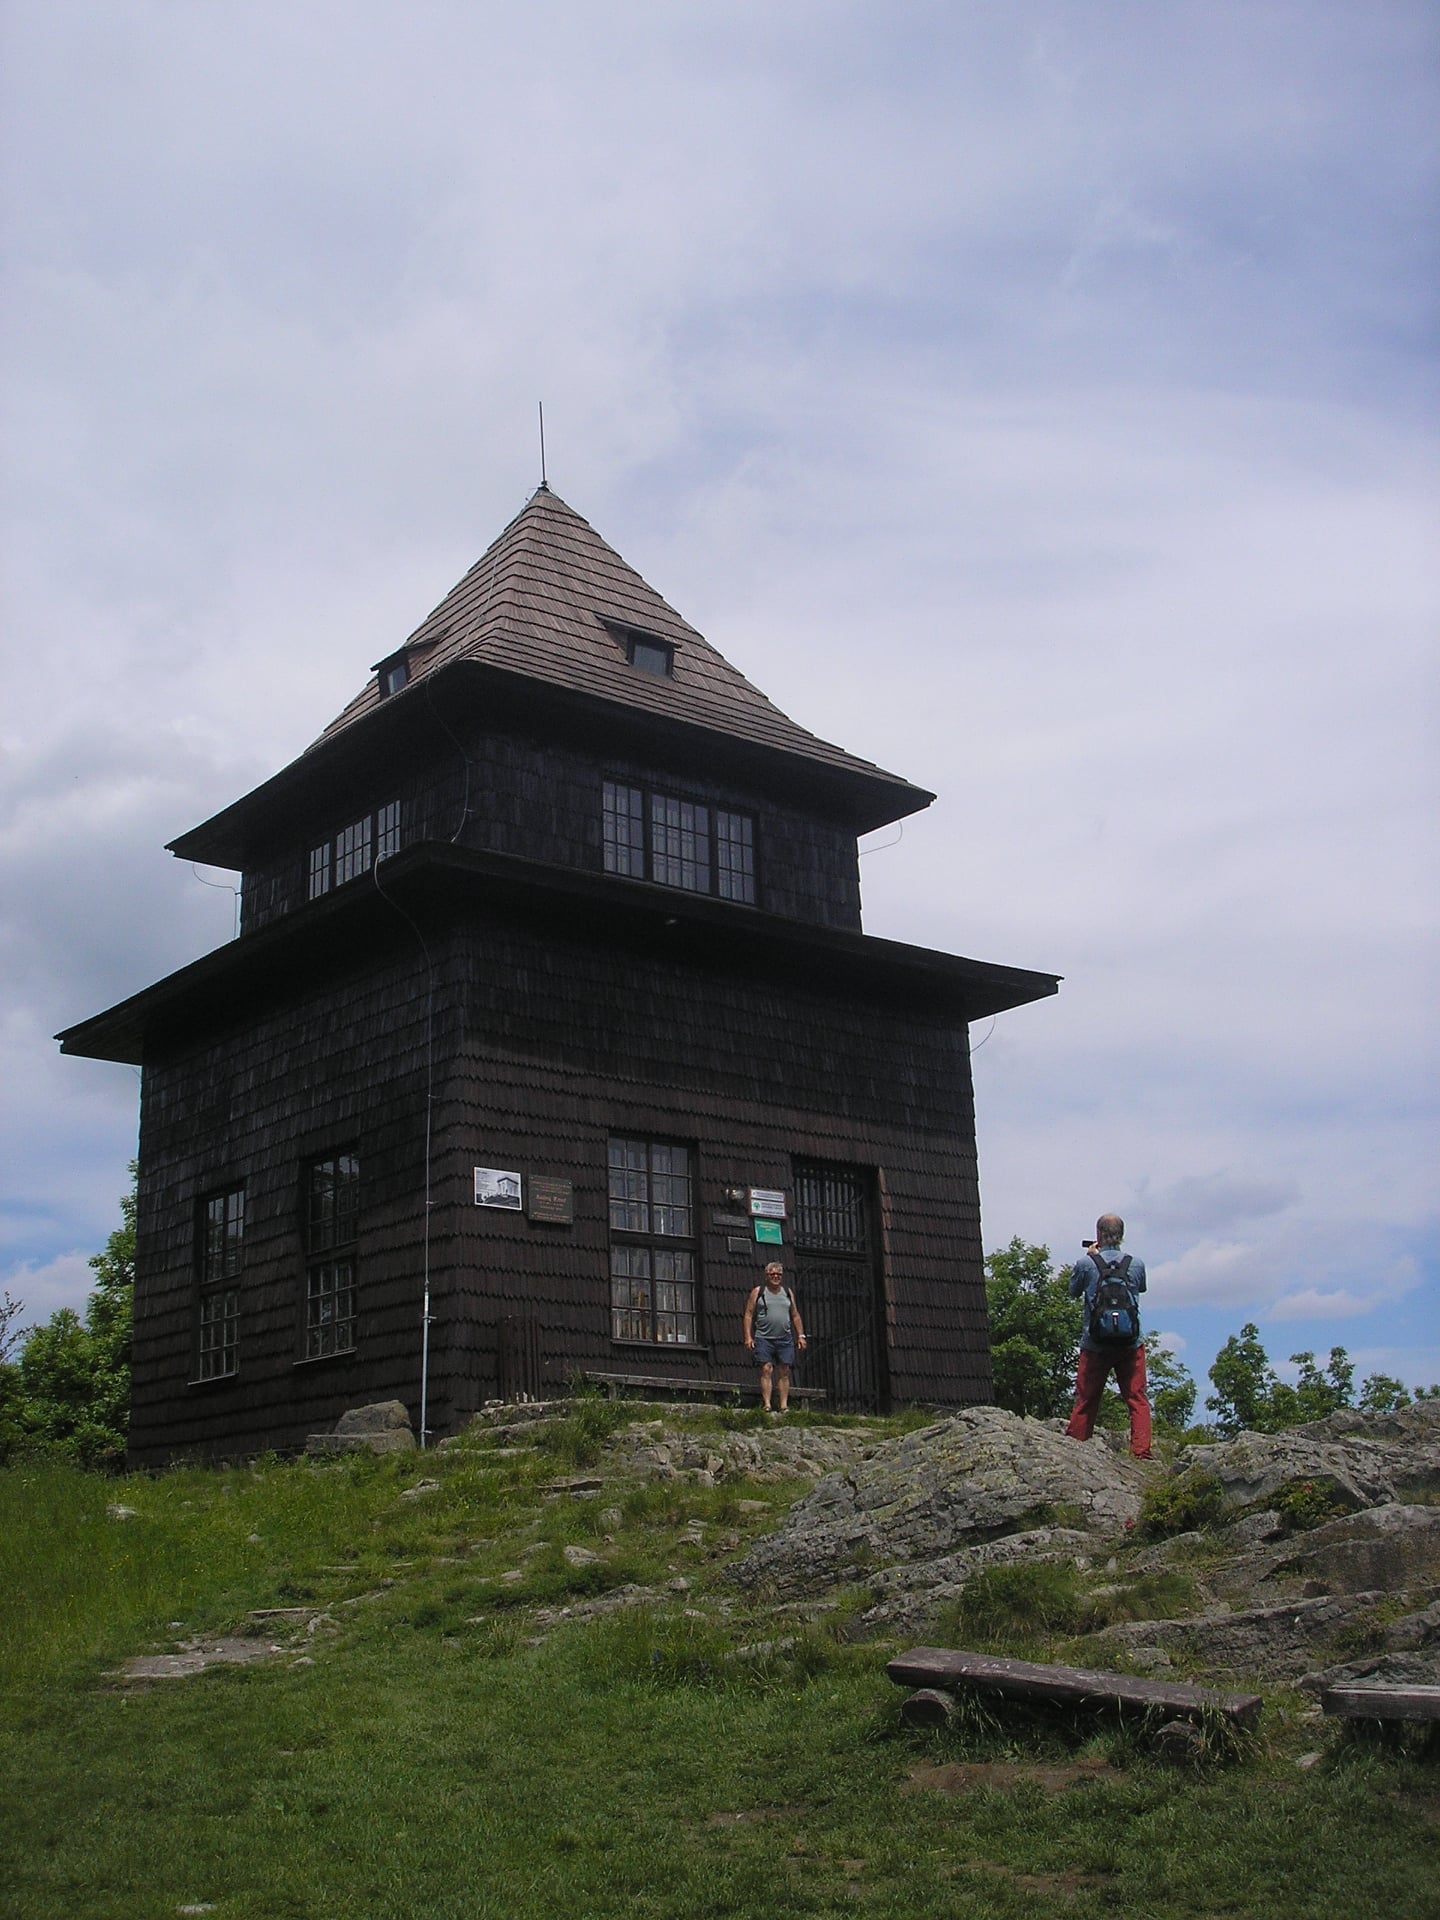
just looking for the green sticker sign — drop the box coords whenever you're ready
[753,1219,783,1245]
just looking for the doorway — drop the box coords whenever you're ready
[791,1161,888,1413]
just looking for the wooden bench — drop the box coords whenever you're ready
[580,1369,827,1406]
[1319,1686,1440,1724]
[887,1647,1263,1731]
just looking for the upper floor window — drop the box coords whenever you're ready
[196,1186,244,1381]
[602,781,756,905]
[202,1187,246,1283]
[309,801,403,900]
[335,816,372,886]
[377,800,402,860]
[304,1152,358,1359]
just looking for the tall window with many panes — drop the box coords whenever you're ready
[304,1152,358,1358]
[607,1137,698,1345]
[602,781,755,904]
[196,1186,244,1380]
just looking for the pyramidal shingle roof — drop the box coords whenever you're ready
[312,486,921,795]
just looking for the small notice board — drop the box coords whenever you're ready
[527,1176,575,1225]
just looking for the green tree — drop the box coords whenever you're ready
[0,1292,26,1458]
[1207,1327,1372,1435]
[1358,1372,1411,1413]
[1146,1342,1198,1433]
[1289,1347,1355,1423]
[984,1238,1077,1418]
[0,1290,23,1364]
[1205,1323,1281,1436]
[9,1165,134,1468]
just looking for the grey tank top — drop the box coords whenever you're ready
[753,1286,793,1340]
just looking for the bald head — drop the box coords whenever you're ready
[1096,1214,1124,1247]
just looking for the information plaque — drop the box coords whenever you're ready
[526,1176,574,1225]
[748,1188,787,1219]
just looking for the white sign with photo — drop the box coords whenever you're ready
[475,1167,523,1209]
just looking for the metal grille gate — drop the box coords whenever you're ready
[792,1163,887,1413]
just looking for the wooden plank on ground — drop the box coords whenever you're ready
[1320,1686,1440,1722]
[581,1370,826,1403]
[886,1647,1263,1730]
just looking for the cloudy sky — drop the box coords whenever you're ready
[3,1,1436,1397]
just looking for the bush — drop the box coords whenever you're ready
[1136,1468,1227,1540]
[1271,1478,1353,1532]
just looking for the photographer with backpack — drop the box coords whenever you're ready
[1065,1213,1153,1459]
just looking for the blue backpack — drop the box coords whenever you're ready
[1087,1252,1140,1346]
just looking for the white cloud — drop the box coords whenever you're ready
[1271,1258,1422,1324]
[1,1251,94,1329]
[1149,1241,1262,1310]
[1146,1330,1188,1360]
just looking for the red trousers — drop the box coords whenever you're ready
[1066,1344,1152,1458]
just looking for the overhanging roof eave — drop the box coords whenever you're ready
[167,658,934,868]
[58,841,1057,1065]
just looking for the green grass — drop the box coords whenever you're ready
[2,1411,1437,1920]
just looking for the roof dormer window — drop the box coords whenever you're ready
[376,651,410,698]
[627,634,673,677]
[600,616,675,678]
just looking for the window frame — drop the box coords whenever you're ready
[607,1136,701,1348]
[194,1185,244,1382]
[601,617,676,678]
[377,651,410,698]
[308,800,403,902]
[301,1151,359,1362]
[602,779,757,906]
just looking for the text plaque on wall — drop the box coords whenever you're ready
[527,1176,575,1225]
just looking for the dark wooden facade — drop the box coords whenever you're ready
[59,488,1057,1463]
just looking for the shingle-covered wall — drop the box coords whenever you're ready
[238,730,863,937]
[129,925,453,1464]
[129,884,988,1466]
[441,903,986,1418]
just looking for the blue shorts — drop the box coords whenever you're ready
[753,1334,796,1368]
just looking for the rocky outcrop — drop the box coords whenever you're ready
[608,1418,869,1487]
[1261,1504,1440,1596]
[1182,1398,1440,1512]
[860,1527,1100,1637]
[306,1400,417,1455]
[1088,1587,1440,1683]
[725,1399,1440,1689]
[731,1407,1145,1597]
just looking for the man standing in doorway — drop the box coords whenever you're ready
[743,1261,807,1414]
[1065,1213,1152,1460]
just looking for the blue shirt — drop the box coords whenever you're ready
[1070,1246,1147,1352]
